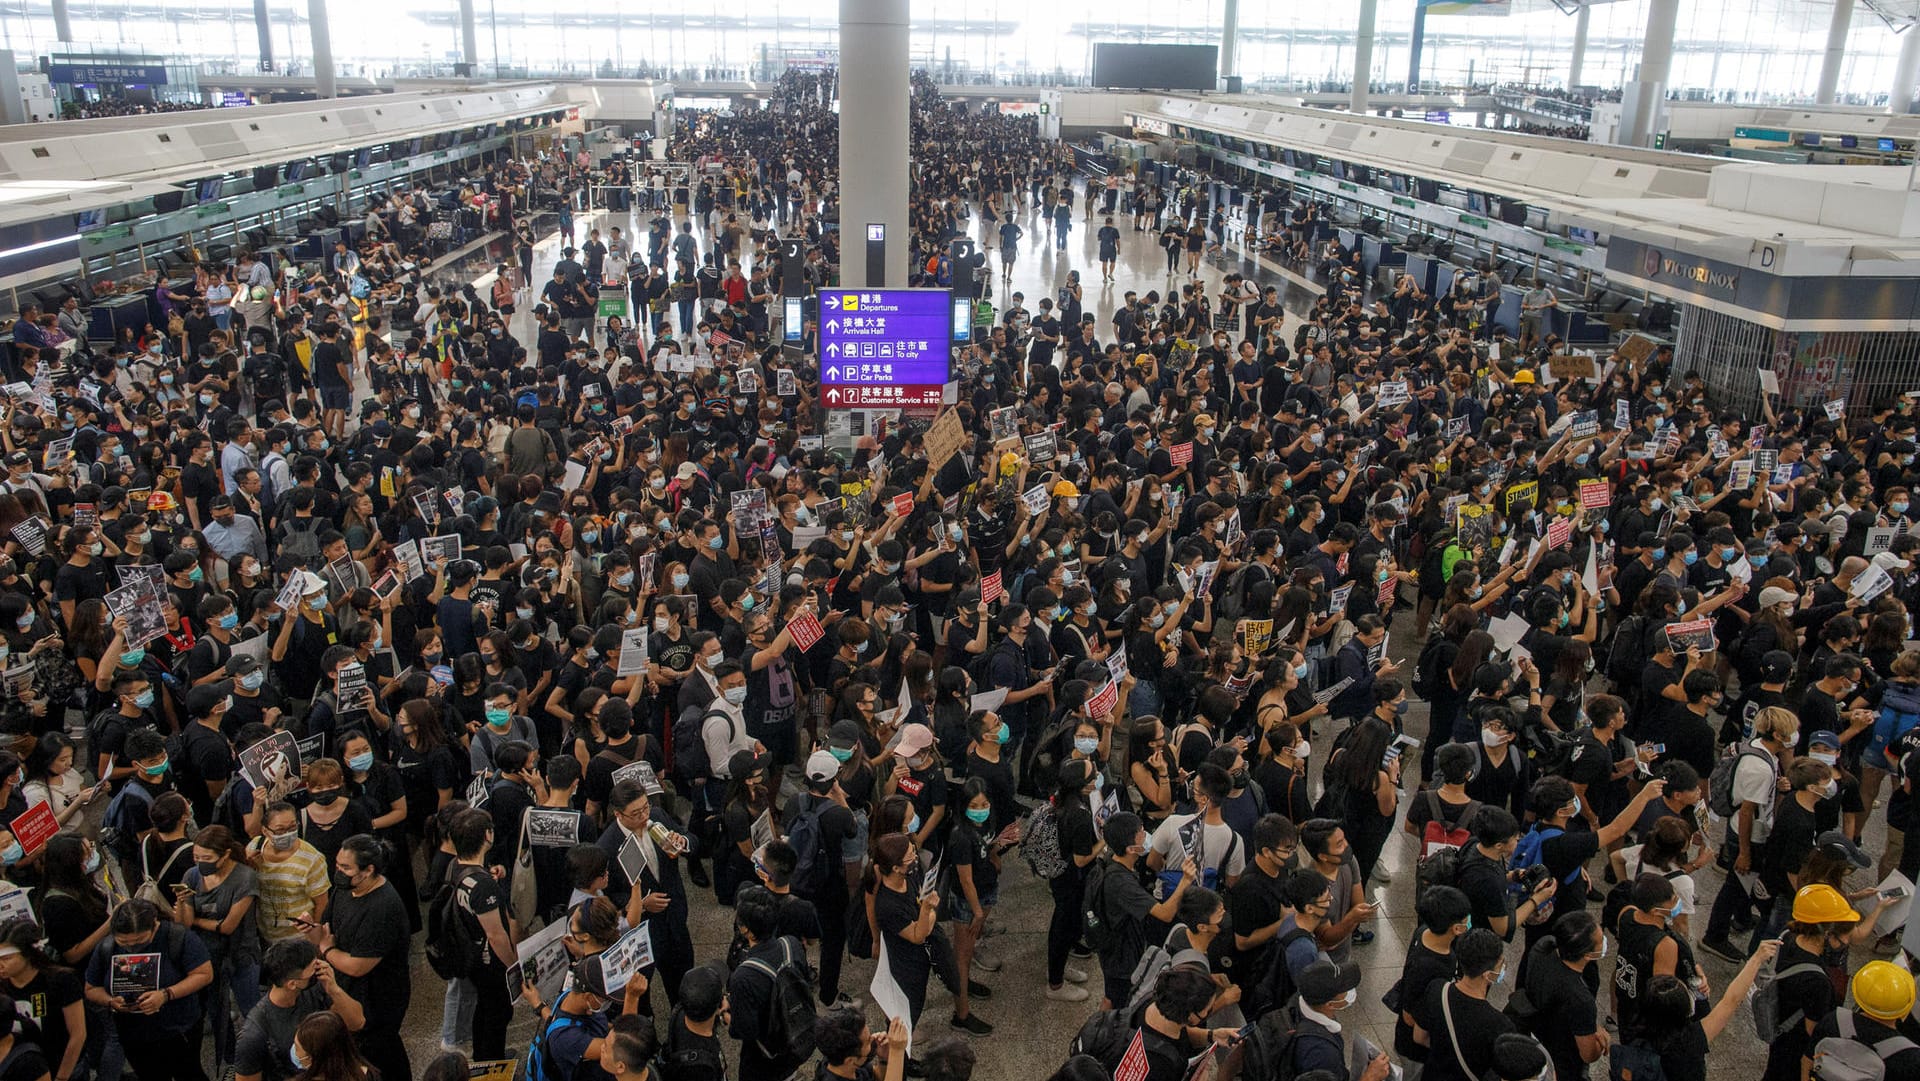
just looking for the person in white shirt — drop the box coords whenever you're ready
[701,660,758,781]
[1145,766,1247,890]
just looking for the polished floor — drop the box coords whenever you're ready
[348,188,1807,1081]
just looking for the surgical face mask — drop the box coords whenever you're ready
[269,830,298,852]
[1074,737,1099,756]
[653,617,670,633]
[1895,501,1911,516]
[1493,966,1508,986]
[615,571,635,588]
[1823,779,1841,799]
[1294,740,1311,760]
[1293,662,1310,680]
[1567,796,1583,818]
[708,534,725,550]
[672,572,691,589]
[1812,750,1840,766]
[906,813,922,835]
[218,611,239,631]
[1682,551,1698,566]
[1650,498,1665,512]
[965,807,991,826]
[240,670,264,691]
[485,706,512,728]
[828,746,853,763]
[1481,727,1508,747]
[348,752,374,772]
[724,686,748,706]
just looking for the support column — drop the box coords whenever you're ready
[1568,2,1591,90]
[458,0,478,76]
[1219,0,1239,87]
[1408,0,1426,92]
[307,0,336,97]
[1893,25,1920,113]
[253,0,274,70]
[49,0,70,43]
[838,0,908,288]
[1818,0,1854,104]
[1351,0,1377,114]
[1621,0,1676,146]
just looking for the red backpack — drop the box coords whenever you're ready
[1418,790,1484,859]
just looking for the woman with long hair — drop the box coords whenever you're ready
[946,778,1000,1035]
[1044,759,1102,1003]
[1127,718,1178,830]
[138,791,195,898]
[1326,711,1400,885]
[0,989,50,1081]
[36,834,109,966]
[291,1010,371,1081]
[0,919,84,1081]
[22,732,98,831]
[866,832,949,1041]
[174,824,258,1070]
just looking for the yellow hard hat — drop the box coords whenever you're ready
[1852,961,1916,1023]
[998,452,1021,477]
[1792,883,1863,925]
[1052,480,1081,498]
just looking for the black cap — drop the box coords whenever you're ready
[1296,960,1363,1005]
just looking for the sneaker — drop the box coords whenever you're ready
[688,862,711,889]
[1064,965,1089,984]
[1352,929,1375,945]
[1699,937,1747,963]
[967,980,993,1000]
[951,1013,995,1035]
[972,951,1002,973]
[1046,983,1090,1002]
[1070,943,1094,959]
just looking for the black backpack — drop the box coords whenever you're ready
[736,936,818,1066]
[659,1011,727,1081]
[783,793,835,902]
[671,705,732,783]
[1081,860,1120,952]
[1067,1009,1136,1065]
[425,866,489,980]
[1234,1006,1323,1081]
[1249,926,1314,1019]
[1414,634,1452,700]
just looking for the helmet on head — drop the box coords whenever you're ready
[1852,962,1916,1023]
[1791,884,1862,925]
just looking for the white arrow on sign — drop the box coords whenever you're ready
[827,388,842,403]
[823,295,840,310]
[825,343,839,357]
[824,366,838,380]
[824,319,839,332]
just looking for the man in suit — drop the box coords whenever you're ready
[596,777,698,1007]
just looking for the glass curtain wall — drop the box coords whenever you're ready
[0,0,1907,104]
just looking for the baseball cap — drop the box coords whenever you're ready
[1809,729,1841,750]
[1816,830,1872,870]
[828,720,863,751]
[1875,551,1913,572]
[1757,586,1797,609]
[184,682,231,718]
[727,748,769,781]
[569,955,613,1000]
[229,653,262,677]
[895,723,935,759]
[1759,650,1794,682]
[805,750,841,785]
[3,452,26,467]
[1296,959,1363,1006]
[676,462,698,481]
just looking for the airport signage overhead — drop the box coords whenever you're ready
[817,289,952,409]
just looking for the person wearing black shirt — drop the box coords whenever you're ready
[1047,760,1101,1002]
[1455,808,1556,940]
[1524,911,1608,1081]
[1089,812,1194,1010]
[319,835,412,1081]
[1416,929,1513,1081]
[1221,814,1295,997]
[446,807,517,1061]
[1395,886,1471,1064]
[727,887,813,1081]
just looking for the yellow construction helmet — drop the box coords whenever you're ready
[1852,961,1916,1023]
[1792,883,1863,925]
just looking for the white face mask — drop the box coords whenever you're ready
[1294,740,1311,760]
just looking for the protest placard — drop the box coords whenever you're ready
[787,611,825,651]
[1663,618,1717,653]
[1578,479,1611,510]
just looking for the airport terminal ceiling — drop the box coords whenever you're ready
[0,0,1908,103]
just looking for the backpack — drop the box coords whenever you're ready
[1239,1006,1325,1081]
[671,706,732,783]
[659,1011,727,1081]
[275,517,325,569]
[1511,826,1581,885]
[99,781,155,869]
[736,937,818,1066]
[1418,791,1483,859]
[1413,634,1452,700]
[1019,802,1069,879]
[1752,959,1826,1040]
[1603,862,1683,932]
[1810,1011,1920,1081]
[1125,926,1196,1014]
[1607,615,1652,693]
[520,1009,595,1081]
[784,793,834,901]
[1248,926,1314,1019]
[1066,1009,1135,1065]
[1872,682,1920,758]
[1080,860,1119,952]
[424,866,489,980]
[1708,743,1773,820]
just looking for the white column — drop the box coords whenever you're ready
[308,0,336,97]
[1894,25,1920,113]
[838,0,909,288]
[1818,0,1855,104]
[1351,0,1377,114]
[50,0,70,43]
[1219,0,1239,85]
[1568,3,1591,90]
[458,0,479,75]
[1622,0,1677,145]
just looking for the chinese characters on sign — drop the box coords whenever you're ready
[817,290,953,410]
